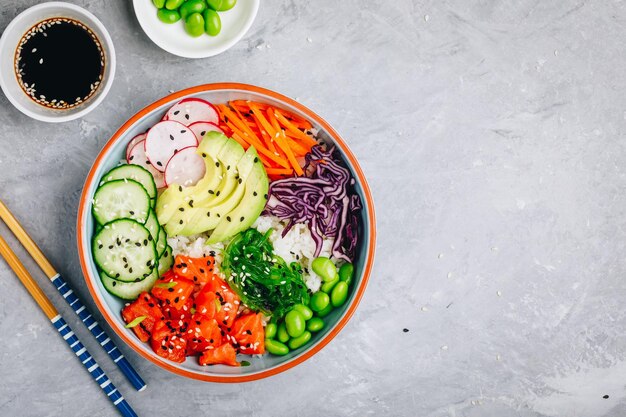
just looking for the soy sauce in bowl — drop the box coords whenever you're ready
[14,18,104,110]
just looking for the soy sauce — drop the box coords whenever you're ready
[14,18,105,110]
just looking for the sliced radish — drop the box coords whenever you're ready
[126,133,147,161]
[144,120,198,172]
[164,98,219,125]
[188,121,224,142]
[127,140,166,189]
[164,146,206,187]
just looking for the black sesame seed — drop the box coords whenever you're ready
[129,267,133,273]
[143,239,148,246]
[129,210,135,215]
[168,288,174,292]
[135,242,141,247]
[254,157,259,163]
[148,303,155,307]
[174,110,180,115]
[201,131,206,136]
[238,178,242,184]
[179,186,183,192]
[603,395,609,399]
[112,281,117,287]
[98,244,103,249]
[216,191,221,196]
[206,211,211,217]
[108,245,114,249]
[253,191,257,196]
[156,161,163,167]
[226,216,231,222]
[264,194,268,199]
[403,328,409,333]
[174,297,179,303]
[181,130,186,134]
[215,161,220,167]
[179,207,184,212]
[185,114,190,120]
[240,216,244,222]
[189,200,194,207]
[179,220,184,224]
[208,190,214,194]
[169,134,174,140]
[202,153,207,158]
[227,165,230,170]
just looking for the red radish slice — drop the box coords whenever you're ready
[127,140,166,188]
[164,98,219,125]
[164,146,206,187]
[126,133,146,161]
[188,122,224,141]
[144,120,198,172]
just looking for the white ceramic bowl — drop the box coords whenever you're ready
[0,2,116,123]
[133,0,259,59]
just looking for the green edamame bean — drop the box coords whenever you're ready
[157,8,181,24]
[180,0,206,19]
[316,303,333,318]
[165,0,184,10]
[320,276,339,293]
[288,331,311,350]
[307,317,325,332]
[339,263,354,285]
[312,257,338,282]
[184,13,205,37]
[207,0,237,11]
[331,281,349,307]
[265,322,277,339]
[309,291,330,312]
[203,9,221,36]
[285,310,305,338]
[152,0,166,8]
[292,304,313,321]
[277,322,290,343]
[265,339,289,356]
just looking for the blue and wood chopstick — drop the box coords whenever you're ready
[0,234,138,417]
[0,199,146,391]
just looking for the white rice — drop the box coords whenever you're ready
[253,215,335,292]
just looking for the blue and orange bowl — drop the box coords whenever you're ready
[77,83,376,382]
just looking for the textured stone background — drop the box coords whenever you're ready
[1,1,626,416]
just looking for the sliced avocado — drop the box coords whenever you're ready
[178,147,260,235]
[197,131,229,156]
[207,152,269,244]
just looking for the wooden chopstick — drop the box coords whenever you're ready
[0,199,146,391]
[0,234,138,417]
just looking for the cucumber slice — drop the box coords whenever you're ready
[92,179,151,225]
[144,209,159,241]
[156,226,167,257]
[157,245,174,277]
[92,219,157,282]
[100,269,159,300]
[100,164,157,200]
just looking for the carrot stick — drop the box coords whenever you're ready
[225,121,289,169]
[274,131,304,176]
[274,110,318,148]
[266,167,294,176]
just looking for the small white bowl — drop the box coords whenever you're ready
[0,2,116,123]
[133,0,259,59]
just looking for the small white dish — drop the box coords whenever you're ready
[133,0,259,59]
[0,2,116,123]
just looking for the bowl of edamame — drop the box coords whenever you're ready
[78,83,376,382]
[133,0,259,58]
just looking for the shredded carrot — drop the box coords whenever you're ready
[274,131,303,175]
[266,167,294,176]
[273,110,318,148]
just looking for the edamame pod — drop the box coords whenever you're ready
[265,322,277,339]
[339,263,354,285]
[312,256,338,282]
[288,331,311,350]
[292,304,313,321]
[285,310,305,338]
[157,8,181,24]
[165,0,184,10]
[265,339,289,356]
[203,9,221,36]
[184,13,205,37]
[277,322,290,343]
[331,281,349,307]
[180,0,206,19]
[310,291,330,312]
[307,317,325,332]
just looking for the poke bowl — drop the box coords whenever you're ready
[77,83,376,382]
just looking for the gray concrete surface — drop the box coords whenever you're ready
[1,1,626,416]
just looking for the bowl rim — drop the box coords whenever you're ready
[76,83,376,382]
[0,1,116,123]
[132,0,260,59]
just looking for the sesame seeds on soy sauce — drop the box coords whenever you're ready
[14,18,105,110]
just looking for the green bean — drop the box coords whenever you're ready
[312,257,338,282]
[288,331,311,350]
[320,276,339,293]
[207,0,237,11]
[309,291,330,312]
[203,9,221,36]
[316,303,333,318]
[157,8,181,24]
[179,0,206,19]
[184,13,205,37]
[339,263,354,285]
[277,322,290,343]
[331,281,349,307]
[306,317,325,332]
[285,310,305,338]
[152,0,166,8]
[265,339,289,355]
[292,304,313,321]
[165,0,184,10]
[265,322,277,339]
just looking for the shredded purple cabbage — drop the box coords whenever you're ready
[263,145,361,262]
